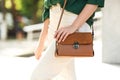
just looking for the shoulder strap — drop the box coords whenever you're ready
[56,0,67,30]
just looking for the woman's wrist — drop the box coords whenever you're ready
[70,23,80,31]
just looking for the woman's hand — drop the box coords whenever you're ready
[34,47,43,60]
[34,51,41,60]
[54,25,77,43]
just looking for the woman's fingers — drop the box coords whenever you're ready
[55,30,63,42]
[55,30,70,43]
[58,32,67,42]
[54,25,75,42]
[62,33,69,42]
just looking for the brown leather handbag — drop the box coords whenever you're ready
[55,0,94,57]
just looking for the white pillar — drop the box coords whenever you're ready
[102,0,120,63]
[1,20,7,40]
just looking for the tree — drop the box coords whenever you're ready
[0,0,44,39]
[21,0,43,24]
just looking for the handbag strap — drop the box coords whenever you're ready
[56,0,67,30]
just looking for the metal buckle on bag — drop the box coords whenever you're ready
[73,42,79,49]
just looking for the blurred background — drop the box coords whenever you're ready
[0,0,44,80]
[0,0,43,40]
[0,0,120,80]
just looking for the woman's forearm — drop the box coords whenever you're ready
[36,19,49,52]
[71,4,98,30]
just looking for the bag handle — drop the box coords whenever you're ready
[56,0,67,30]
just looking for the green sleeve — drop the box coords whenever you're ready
[87,0,104,7]
[42,7,50,22]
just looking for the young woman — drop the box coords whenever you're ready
[31,0,104,80]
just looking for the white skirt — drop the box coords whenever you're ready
[31,3,92,80]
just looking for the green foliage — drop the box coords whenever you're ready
[1,0,44,23]
[20,0,43,21]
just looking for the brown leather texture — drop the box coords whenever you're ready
[56,32,94,57]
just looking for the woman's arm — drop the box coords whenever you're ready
[71,4,98,30]
[54,4,98,43]
[35,19,49,60]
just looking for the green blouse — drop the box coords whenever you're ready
[42,0,104,26]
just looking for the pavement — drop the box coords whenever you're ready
[0,19,120,80]
[0,40,37,57]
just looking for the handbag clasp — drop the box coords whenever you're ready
[73,42,79,49]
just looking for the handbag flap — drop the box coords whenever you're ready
[59,32,93,45]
